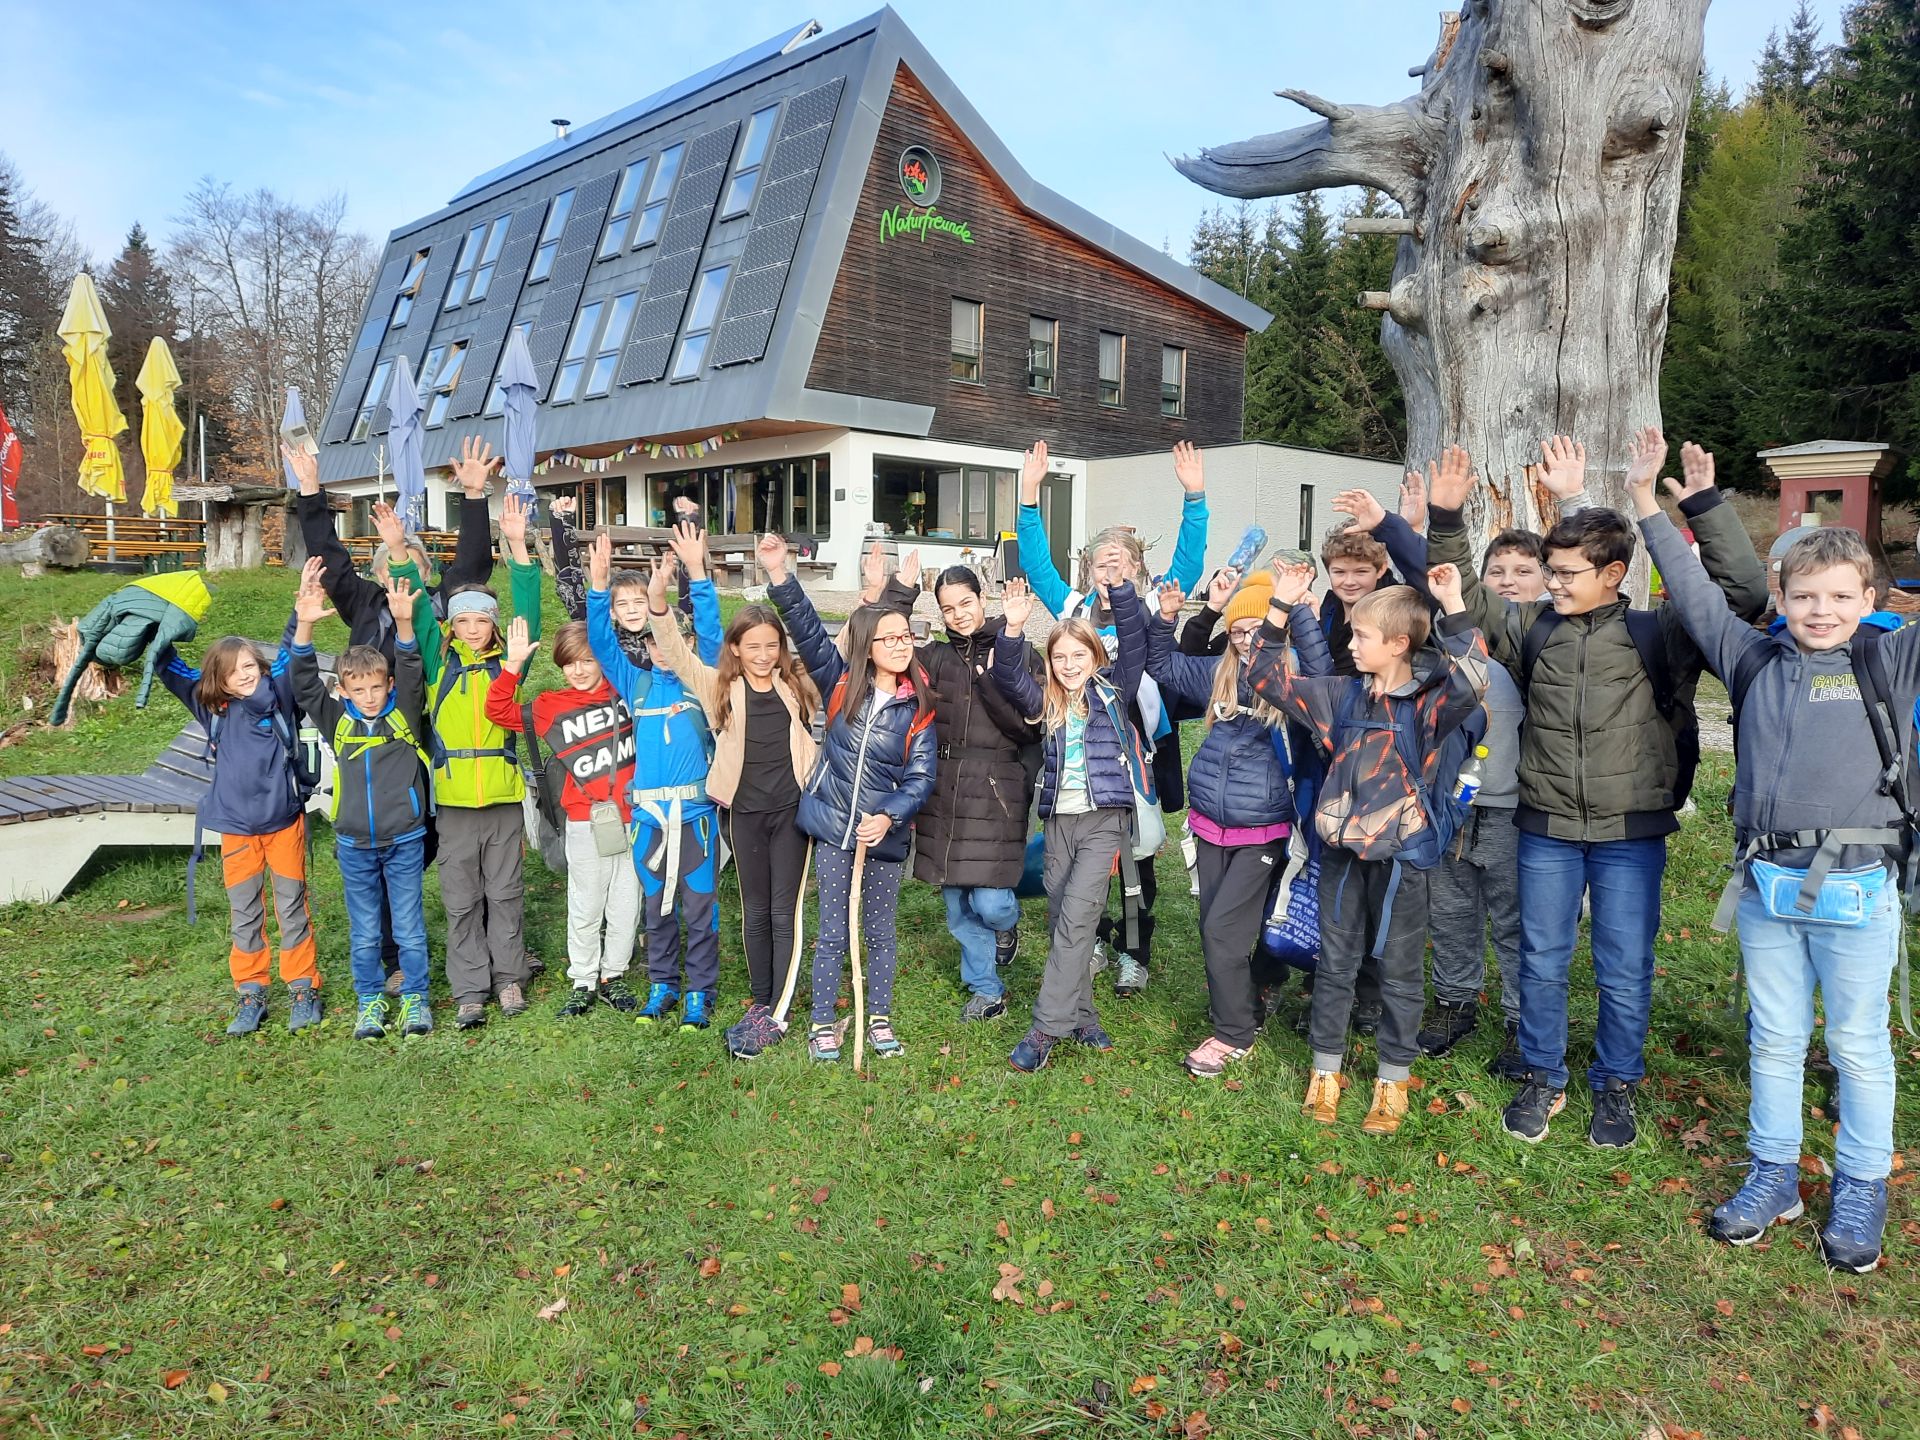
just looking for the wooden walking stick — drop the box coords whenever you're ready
[849,840,870,1074]
[770,839,814,1030]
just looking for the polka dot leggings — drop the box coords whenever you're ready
[809,843,904,1028]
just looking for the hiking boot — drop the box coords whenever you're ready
[995,928,1019,968]
[960,992,1008,1022]
[557,986,596,1018]
[1361,1078,1412,1136]
[495,982,527,1017]
[456,1002,487,1030]
[1351,1001,1383,1037]
[398,995,433,1036]
[226,982,268,1036]
[525,950,545,977]
[1820,1172,1888,1273]
[1301,1069,1342,1125]
[1114,955,1149,996]
[1184,1036,1250,1078]
[636,982,681,1024]
[808,1023,841,1063]
[1502,1077,1566,1144]
[600,976,639,1014]
[352,994,388,1040]
[383,968,404,998]
[681,989,716,1031]
[1588,1078,1639,1149]
[1088,939,1113,977]
[866,1016,904,1058]
[1709,1159,1805,1246]
[1009,1026,1057,1073]
[286,979,322,1033]
[1073,1022,1114,1052]
[1417,1000,1478,1059]
[1488,1020,1528,1082]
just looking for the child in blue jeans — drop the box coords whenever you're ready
[1630,427,1912,1273]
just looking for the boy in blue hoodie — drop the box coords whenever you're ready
[585,527,725,1030]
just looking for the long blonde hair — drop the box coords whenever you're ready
[1038,617,1108,732]
[1204,646,1283,731]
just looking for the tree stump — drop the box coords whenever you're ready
[1177,0,1711,587]
[0,526,91,570]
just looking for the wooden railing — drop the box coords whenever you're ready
[340,531,462,567]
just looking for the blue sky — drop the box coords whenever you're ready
[3,0,1847,264]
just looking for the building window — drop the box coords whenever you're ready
[390,250,429,328]
[485,320,535,416]
[467,216,509,303]
[634,143,684,248]
[420,340,467,427]
[1297,484,1315,552]
[1027,316,1057,395]
[950,298,983,383]
[445,214,508,310]
[550,299,606,404]
[584,291,637,397]
[1161,344,1187,418]
[721,105,779,217]
[350,358,394,442]
[601,163,646,257]
[671,265,730,380]
[1097,330,1125,407]
[874,457,1014,540]
[528,188,575,283]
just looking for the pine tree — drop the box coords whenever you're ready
[1316,191,1406,460]
[0,166,54,423]
[98,223,180,422]
[1755,0,1828,104]
[1249,192,1338,445]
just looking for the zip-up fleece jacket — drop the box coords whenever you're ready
[588,585,718,831]
[485,671,636,823]
[397,554,544,690]
[1427,488,1767,841]
[1642,510,1920,874]
[1248,611,1491,861]
[772,574,936,863]
[291,638,429,849]
[156,610,305,838]
[427,631,532,810]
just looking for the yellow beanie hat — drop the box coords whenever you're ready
[1222,570,1276,628]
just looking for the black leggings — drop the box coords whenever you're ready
[1096,849,1158,965]
[726,805,808,1006]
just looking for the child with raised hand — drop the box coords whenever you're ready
[485,615,641,1019]
[993,577,1151,1073]
[1626,427,1913,1274]
[761,531,937,1063]
[587,528,726,1030]
[1248,562,1491,1135]
[1147,567,1332,1076]
[1423,437,1766,1148]
[155,560,321,1036]
[290,568,434,1040]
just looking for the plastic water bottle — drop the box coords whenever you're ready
[1225,524,1268,577]
[1452,744,1490,806]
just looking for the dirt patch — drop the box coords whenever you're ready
[102,904,181,924]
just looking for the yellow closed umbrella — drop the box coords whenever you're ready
[58,273,128,504]
[136,338,185,518]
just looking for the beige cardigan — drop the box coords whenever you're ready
[647,608,818,808]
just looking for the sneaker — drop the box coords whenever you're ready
[1073,1022,1114,1052]
[1502,1077,1566,1144]
[1351,1001,1383,1037]
[1820,1172,1889,1273]
[495,982,527,1017]
[398,995,433,1036]
[808,1023,841,1062]
[1301,1069,1342,1124]
[383,968,404,998]
[727,1004,780,1059]
[1709,1159,1805,1247]
[1009,1026,1057,1073]
[1361,1078,1412,1135]
[636,982,681,1024]
[1488,1020,1528,1082]
[866,1016,904,1057]
[1588,1078,1638,1149]
[1088,939,1113,977]
[525,950,546,977]
[286,979,322,1033]
[995,928,1019,968]
[600,976,639,1014]
[353,994,388,1040]
[1184,1036,1250,1078]
[456,1002,487,1030]
[960,993,1008,1022]
[1417,1000,1478,1058]
[681,989,716,1031]
[1114,955,1149,996]
[226,982,268,1036]
[557,986,596,1018]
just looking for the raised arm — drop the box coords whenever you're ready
[761,532,847,695]
[286,441,388,642]
[1145,582,1220,707]
[1424,563,1493,738]
[1422,445,1535,666]
[548,496,588,621]
[1244,563,1346,745]
[1662,440,1768,622]
[992,579,1046,717]
[288,561,344,732]
[1332,485,1429,598]
[1015,441,1072,618]
[440,437,503,594]
[1107,583,1149,705]
[498,491,545,642]
[667,521,722,665]
[386,577,426,736]
[1164,440,1211,593]
[583,532,647,699]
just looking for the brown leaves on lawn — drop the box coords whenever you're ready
[161,1369,189,1389]
[536,1297,568,1321]
[991,1263,1024,1303]
[841,1282,862,1311]
[1129,1375,1159,1395]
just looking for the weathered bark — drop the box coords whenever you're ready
[1177,0,1711,588]
[0,525,90,569]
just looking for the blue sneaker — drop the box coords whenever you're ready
[1820,1172,1888,1273]
[353,994,388,1041]
[398,995,433,1036]
[287,979,322,1033]
[226,982,268,1036]
[808,1023,841,1062]
[1073,1022,1114,1052]
[1708,1159,1804,1246]
[636,982,681,1024]
[681,989,715,1031]
[1009,1026,1057,1073]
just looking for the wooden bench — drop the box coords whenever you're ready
[41,514,207,564]
[341,530,462,566]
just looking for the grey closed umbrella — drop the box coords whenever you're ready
[499,327,539,516]
[278,386,316,490]
[386,355,427,529]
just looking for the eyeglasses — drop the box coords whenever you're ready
[1544,564,1597,586]
[1228,624,1261,644]
[871,632,914,649]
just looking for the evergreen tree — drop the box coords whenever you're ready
[1317,191,1406,460]
[1755,0,1828,104]
[98,223,180,422]
[1250,192,1338,445]
[0,165,54,423]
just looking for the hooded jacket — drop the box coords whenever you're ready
[50,571,212,725]
[587,583,720,830]
[291,639,430,849]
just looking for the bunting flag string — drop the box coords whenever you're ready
[530,429,740,477]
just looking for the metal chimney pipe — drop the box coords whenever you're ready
[551,118,572,139]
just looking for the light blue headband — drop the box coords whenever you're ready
[446,591,499,620]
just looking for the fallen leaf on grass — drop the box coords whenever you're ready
[812,1186,831,1205]
[846,1336,874,1357]
[376,1394,399,1407]
[1714,1299,1734,1317]
[1678,1118,1711,1153]
[1130,1375,1158,1395]
[842,1282,861,1310]
[81,1344,110,1358]
[1451,1398,1473,1414]
[1183,1410,1211,1438]
[207,1382,228,1403]
[818,1362,841,1377]
[161,1370,189,1390]
[697,1258,721,1279]
[991,1263,1025,1303]
[1144,1399,1169,1420]
[536,1297,569,1321]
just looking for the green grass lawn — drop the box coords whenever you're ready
[0,564,1915,1439]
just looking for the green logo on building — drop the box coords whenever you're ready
[878,205,974,246]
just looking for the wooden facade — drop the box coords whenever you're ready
[807,67,1248,457]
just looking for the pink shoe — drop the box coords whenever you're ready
[1183,1036,1250,1078]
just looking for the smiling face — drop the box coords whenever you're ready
[1543,548,1627,616]
[869,615,915,678]
[227,650,263,699]
[1780,560,1874,652]
[1048,631,1099,694]
[450,611,496,650]
[1484,547,1546,603]
[732,621,784,682]
[610,580,651,633]
[937,581,986,637]
[562,654,604,691]
[1326,556,1386,607]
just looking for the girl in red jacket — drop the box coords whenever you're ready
[486,617,640,1016]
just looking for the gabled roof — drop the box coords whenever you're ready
[318,7,1268,483]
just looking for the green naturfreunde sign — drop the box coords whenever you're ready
[878,204,973,246]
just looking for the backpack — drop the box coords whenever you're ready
[520,700,573,873]
[429,652,518,772]
[634,664,715,762]
[1520,608,1699,807]
[1330,678,1488,872]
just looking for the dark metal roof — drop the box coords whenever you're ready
[318,7,1269,484]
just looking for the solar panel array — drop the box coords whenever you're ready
[614,122,742,387]
[321,252,410,445]
[445,204,547,421]
[526,171,620,399]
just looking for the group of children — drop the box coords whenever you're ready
[157,428,1903,1275]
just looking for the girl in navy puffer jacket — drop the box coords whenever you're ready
[762,535,936,1064]
[992,578,1150,1073]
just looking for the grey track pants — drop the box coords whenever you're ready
[1197,836,1286,1048]
[1312,849,1429,1079]
[438,803,528,1005]
[1426,805,1521,1022]
[1034,807,1128,1037]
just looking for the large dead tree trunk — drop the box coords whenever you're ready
[1177,0,1710,586]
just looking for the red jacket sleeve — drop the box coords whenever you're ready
[485,668,529,731]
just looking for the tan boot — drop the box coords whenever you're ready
[1301,1069,1342,1125]
[1361,1078,1411,1135]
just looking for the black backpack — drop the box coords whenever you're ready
[520,700,571,874]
